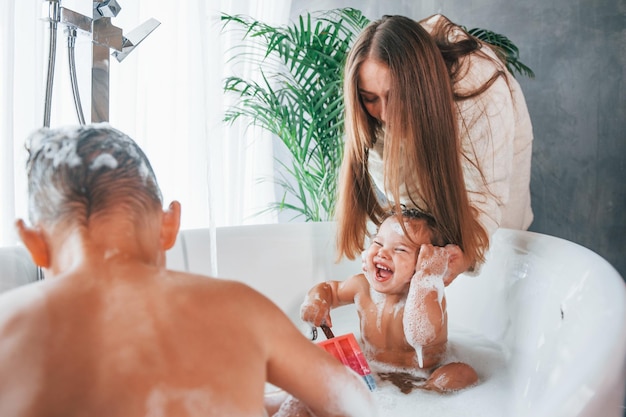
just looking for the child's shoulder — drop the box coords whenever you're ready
[167,270,255,292]
[342,272,371,292]
[165,270,278,309]
[0,282,49,340]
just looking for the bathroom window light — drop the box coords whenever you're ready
[0,0,291,246]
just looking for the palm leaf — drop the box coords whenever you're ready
[467,27,535,79]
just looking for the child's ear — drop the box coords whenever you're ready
[15,219,50,268]
[160,201,181,250]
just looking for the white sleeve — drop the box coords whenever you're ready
[455,55,516,240]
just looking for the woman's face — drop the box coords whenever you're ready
[357,58,391,124]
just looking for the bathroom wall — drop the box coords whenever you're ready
[289,0,626,281]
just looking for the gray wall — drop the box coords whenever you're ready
[290,0,626,280]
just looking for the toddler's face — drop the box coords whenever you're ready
[364,217,431,295]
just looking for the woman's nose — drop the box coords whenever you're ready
[379,102,387,123]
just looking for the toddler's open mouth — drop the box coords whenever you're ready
[375,263,393,282]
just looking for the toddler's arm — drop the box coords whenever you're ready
[402,245,448,367]
[300,282,336,327]
[300,275,364,328]
[265,288,377,417]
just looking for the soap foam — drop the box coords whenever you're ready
[371,330,510,417]
[90,153,118,171]
[41,138,82,168]
[392,299,405,319]
[320,363,378,417]
[328,305,511,417]
[369,287,386,331]
[403,274,445,367]
[389,221,406,236]
[145,385,213,417]
[300,291,328,326]
[143,384,264,417]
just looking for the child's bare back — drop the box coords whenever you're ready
[1,266,274,416]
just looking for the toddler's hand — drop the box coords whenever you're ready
[300,295,332,328]
[442,244,470,286]
[414,244,450,278]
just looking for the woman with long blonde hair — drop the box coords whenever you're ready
[336,14,533,281]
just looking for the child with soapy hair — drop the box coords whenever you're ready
[301,208,478,393]
[0,124,376,417]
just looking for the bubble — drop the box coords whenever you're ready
[52,138,82,168]
[90,153,118,171]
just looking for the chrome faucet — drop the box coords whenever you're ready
[41,0,160,126]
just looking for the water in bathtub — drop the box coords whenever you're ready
[328,304,511,417]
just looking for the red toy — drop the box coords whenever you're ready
[315,325,377,391]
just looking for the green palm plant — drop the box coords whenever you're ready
[221,8,369,221]
[221,8,533,222]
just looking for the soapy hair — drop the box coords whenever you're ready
[25,124,162,226]
[384,207,447,248]
[336,14,490,267]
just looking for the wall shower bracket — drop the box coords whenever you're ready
[41,0,160,125]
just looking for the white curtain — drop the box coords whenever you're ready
[0,0,292,247]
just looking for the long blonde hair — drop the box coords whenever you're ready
[336,15,490,266]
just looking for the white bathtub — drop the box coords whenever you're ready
[166,222,626,417]
[1,222,625,416]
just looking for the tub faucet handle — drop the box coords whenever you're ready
[112,18,161,62]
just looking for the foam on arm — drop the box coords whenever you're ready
[402,247,448,368]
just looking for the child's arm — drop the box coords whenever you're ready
[261,288,377,417]
[402,245,448,367]
[300,274,365,328]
